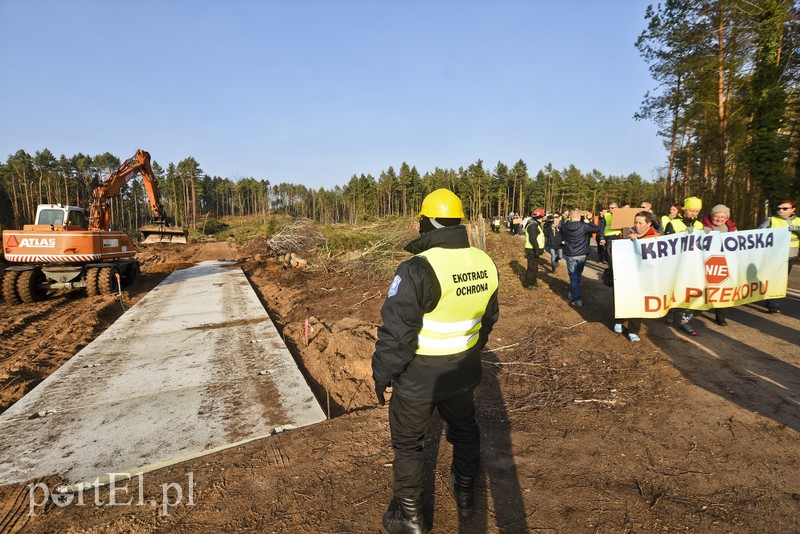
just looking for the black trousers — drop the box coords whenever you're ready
[389,389,480,500]
[525,252,539,286]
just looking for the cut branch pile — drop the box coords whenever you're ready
[482,325,623,412]
[264,218,325,255]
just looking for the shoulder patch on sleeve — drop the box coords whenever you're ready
[387,275,402,297]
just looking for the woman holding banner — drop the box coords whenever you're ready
[613,211,660,341]
[760,200,799,314]
[664,196,705,335]
[703,204,737,326]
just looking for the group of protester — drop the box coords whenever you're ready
[521,197,799,340]
[371,189,796,534]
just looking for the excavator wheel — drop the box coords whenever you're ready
[97,266,120,295]
[122,262,140,287]
[85,267,101,296]
[2,270,22,305]
[17,268,47,303]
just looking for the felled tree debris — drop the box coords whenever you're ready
[281,252,308,269]
[266,219,325,254]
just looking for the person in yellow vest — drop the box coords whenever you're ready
[524,208,546,288]
[759,199,799,314]
[661,203,681,234]
[372,188,499,534]
[598,202,619,267]
[664,196,705,335]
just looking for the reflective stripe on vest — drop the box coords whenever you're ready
[603,212,617,236]
[771,216,800,249]
[415,247,499,356]
[525,222,545,249]
[668,218,703,233]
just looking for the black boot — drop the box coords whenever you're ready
[382,497,427,534]
[448,472,475,519]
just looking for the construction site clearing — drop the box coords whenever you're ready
[0,227,798,533]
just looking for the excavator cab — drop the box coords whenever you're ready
[34,205,87,228]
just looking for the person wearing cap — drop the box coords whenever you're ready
[523,209,546,288]
[372,188,499,533]
[759,199,799,314]
[702,204,737,325]
[664,196,705,335]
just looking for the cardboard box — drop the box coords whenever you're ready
[608,207,639,229]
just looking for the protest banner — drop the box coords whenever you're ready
[613,228,789,319]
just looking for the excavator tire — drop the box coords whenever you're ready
[2,270,22,305]
[85,267,101,296]
[17,268,47,303]
[122,262,140,286]
[97,266,120,295]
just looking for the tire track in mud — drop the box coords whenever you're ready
[0,294,121,414]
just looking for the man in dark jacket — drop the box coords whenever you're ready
[543,214,564,272]
[559,208,600,307]
[372,189,500,534]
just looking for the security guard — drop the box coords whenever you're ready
[524,209,546,288]
[372,189,499,534]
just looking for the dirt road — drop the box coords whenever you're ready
[1,235,798,533]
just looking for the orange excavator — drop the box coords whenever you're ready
[1,149,187,305]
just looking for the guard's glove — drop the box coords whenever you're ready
[788,224,799,233]
[375,381,391,406]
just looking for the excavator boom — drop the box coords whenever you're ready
[90,149,187,243]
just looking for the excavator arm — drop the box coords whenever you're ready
[88,149,186,243]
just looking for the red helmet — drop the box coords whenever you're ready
[532,209,545,218]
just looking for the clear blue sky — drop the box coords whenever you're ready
[0,0,664,189]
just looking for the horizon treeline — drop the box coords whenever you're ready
[0,148,664,233]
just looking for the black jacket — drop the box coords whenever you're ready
[560,220,600,257]
[371,225,500,402]
[543,221,563,250]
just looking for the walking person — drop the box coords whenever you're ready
[664,196,704,335]
[372,188,500,534]
[613,211,660,341]
[544,214,564,272]
[759,199,799,314]
[560,208,600,308]
[524,209,546,288]
[702,204,737,325]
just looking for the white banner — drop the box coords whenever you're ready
[613,228,790,319]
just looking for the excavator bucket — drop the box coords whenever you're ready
[140,224,188,244]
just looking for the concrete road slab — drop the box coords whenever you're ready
[0,261,326,489]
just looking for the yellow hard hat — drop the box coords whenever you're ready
[419,189,465,219]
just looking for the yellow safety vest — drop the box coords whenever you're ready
[660,215,673,230]
[525,221,545,249]
[667,218,704,233]
[415,247,499,356]
[603,212,617,236]
[771,215,799,250]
